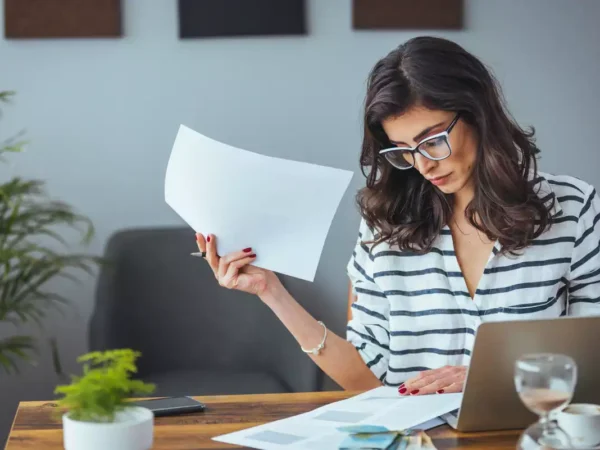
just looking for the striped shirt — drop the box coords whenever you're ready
[346,172,600,387]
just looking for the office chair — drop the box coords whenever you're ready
[89,227,323,397]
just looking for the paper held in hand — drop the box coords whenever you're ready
[165,125,354,282]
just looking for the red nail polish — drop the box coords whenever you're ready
[410,390,420,395]
[243,247,252,253]
[436,389,445,394]
[207,236,211,242]
[399,383,405,389]
[249,254,257,258]
[399,387,407,394]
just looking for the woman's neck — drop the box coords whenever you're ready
[451,180,476,228]
[450,183,493,244]
[453,184,475,217]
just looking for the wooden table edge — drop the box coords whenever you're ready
[4,390,523,450]
[4,391,359,450]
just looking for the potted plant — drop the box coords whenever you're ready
[55,349,156,450]
[0,90,99,374]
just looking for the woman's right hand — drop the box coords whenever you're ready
[196,233,278,296]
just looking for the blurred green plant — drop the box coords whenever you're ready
[0,90,100,374]
[55,349,155,422]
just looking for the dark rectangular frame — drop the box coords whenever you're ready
[178,0,306,39]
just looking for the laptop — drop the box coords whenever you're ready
[444,316,600,431]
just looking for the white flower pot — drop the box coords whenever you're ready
[62,406,153,450]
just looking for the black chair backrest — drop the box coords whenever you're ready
[89,227,322,392]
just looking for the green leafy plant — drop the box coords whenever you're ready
[0,90,100,373]
[55,349,155,422]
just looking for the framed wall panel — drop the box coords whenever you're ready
[4,0,122,39]
[353,0,463,30]
[178,0,306,38]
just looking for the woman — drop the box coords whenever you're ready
[195,36,600,395]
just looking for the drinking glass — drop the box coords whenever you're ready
[515,353,577,449]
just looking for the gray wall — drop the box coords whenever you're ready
[1,0,599,444]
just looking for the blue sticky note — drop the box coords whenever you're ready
[338,431,399,450]
[337,425,391,434]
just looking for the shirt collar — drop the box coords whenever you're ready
[491,174,561,256]
[439,173,562,256]
[532,174,563,218]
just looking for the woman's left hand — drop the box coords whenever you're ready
[399,365,467,395]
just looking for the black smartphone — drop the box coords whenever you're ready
[130,396,206,416]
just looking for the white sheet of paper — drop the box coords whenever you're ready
[165,125,354,282]
[213,387,460,450]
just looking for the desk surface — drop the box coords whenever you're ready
[4,391,521,449]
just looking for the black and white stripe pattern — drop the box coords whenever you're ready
[346,173,600,387]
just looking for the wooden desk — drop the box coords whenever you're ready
[5,391,521,449]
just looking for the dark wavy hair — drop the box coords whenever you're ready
[358,36,552,255]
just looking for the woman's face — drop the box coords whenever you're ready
[381,107,478,196]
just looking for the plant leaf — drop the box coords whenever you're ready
[0,90,100,374]
[0,335,36,374]
[55,349,155,422]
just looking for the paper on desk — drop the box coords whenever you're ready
[165,125,354,282]
[213,387,461,450]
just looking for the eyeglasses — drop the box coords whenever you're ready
[379,113,461,170]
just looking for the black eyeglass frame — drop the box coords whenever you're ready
[379,112,461,170]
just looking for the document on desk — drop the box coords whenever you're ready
[213,387,462,450]
[165,125,354,282]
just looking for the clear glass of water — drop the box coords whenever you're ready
[515,353,577,449]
